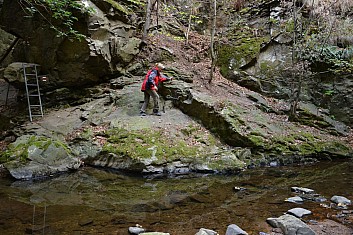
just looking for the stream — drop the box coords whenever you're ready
[0,160,352,235]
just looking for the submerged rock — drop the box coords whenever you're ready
[195,228,219,235]
[79,219,93,226]
[267,214,315,235]
[331,196,351,206]
[129,226,145,234]
[291,187,315,194]
[140,233,170,235]
[225,224,248,235]
[285,196,304,203]
[287,208,312,218]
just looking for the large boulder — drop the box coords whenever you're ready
[2,135,82,180]
[2,62,28,87]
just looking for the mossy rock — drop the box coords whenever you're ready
[217,31,269,76]
[102,128,200,162]
[85,125,247,174]
[1,135,66,163]
[2,135,81,180]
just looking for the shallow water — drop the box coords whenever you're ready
[0,160,352,235]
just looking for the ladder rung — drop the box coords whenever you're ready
[29,94,40,97]
[26,73,37,76]
[30,105,42,107]
[32,115,43,117]
[22,64,38,68]
[27,84,38,86]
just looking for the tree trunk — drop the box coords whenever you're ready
[289,73,301,121]
[289,0,298,120]
[156,0,159,30]
[142,0,153,42]
[209,0,217,84]
[185,9,193,45]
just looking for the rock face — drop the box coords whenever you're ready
[243,38,353,128]
[0,0,142,88]
[2,62,27,87]
[217,0,353,128]
[0,27,15,66]
[309,75,353,128]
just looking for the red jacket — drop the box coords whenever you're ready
[141,67,169,91]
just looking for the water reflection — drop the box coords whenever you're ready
[0,160,352,235]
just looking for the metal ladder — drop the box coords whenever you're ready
[22,63,44,122]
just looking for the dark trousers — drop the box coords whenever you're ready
[140,89,160,113]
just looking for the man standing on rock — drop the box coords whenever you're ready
[140,63,172,116]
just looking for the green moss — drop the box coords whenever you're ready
[180,123,218,146]
[261,131,352,158]
[239,7,250,14]
[258,61,283,78]
[285,19,295,33]
[0,136,71,164]
[103,0,131,14]
[318,141,352,156]
[265,134,311,155]
[206,157,244,172]
[247,132,266,147]
[298,132,318,141]
[181,124,201,136]
[80,128,94,140]
[217,35,268,76]
[102,128,201,163]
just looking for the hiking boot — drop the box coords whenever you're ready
[153,111,162,116]
[140,111,147,116]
